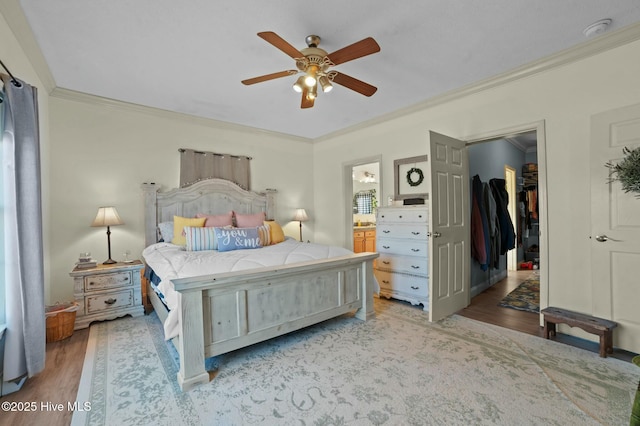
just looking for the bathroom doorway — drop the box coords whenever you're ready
[343,156,382,251]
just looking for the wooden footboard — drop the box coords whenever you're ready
[169,252,377,391]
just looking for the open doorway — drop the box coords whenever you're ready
[459,128,544,336]
[342,156,382,251]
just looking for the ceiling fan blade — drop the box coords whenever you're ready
[331,72,377,97]
[326,37,380,66]
[241,70,298,85]
[257,31,304,59]
[301,87,315,109]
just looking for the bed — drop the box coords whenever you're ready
[141,179,378,391]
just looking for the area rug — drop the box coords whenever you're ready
[72,298,638,426]
[498,275,540,313]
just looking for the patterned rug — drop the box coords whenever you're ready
[72,298,638,426]
[498,276,540,313]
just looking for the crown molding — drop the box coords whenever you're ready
[314,22,640,143]
[50,87,312,143]
[504,137,529,152]
[0,0,56,92]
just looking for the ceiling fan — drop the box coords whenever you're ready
[241,32,380,109]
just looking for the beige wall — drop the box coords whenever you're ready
[47,97,313,302]
[313,39,640,315]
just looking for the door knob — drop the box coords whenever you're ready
[429,231,441,238]
[595,234,621,242]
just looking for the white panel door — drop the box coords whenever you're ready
[428,131,470,321]
[591,103,640,354]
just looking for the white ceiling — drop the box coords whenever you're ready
[16,1,640,140]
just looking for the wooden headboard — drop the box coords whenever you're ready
[141,178,277,247]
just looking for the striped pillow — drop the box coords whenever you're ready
[257,224,271,246]
[184,226,218,251]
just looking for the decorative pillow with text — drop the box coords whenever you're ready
[214,227,263,252]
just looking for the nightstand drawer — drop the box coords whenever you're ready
[86,289,134,314]
[85,271,132,292]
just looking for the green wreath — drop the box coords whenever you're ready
[406,167,424,187]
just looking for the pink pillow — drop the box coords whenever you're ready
[234,211,266,227]
[195,211,233,227]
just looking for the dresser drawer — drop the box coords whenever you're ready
[377,253,428,275]
[84,271,132,292]
[375,269,428,298]
[377,238,428,257]
[377,207,428,224]
[86,289,134,314]
[377,224,428,240]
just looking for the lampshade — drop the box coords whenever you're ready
[293,208,308,222]
[91,207,124,227]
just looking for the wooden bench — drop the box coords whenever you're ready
[541,307,618,358]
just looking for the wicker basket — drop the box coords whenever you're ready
[45,302,78,343]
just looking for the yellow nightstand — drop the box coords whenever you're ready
[70,260,145,329]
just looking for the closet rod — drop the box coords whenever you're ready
[0,59,22,88]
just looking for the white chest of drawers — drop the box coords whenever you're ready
[375,206,429,310]
[70,261,145,329]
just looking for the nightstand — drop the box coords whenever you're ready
[70,260,145,330]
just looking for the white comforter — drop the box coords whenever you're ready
[142,238,375,339]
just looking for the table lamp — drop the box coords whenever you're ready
[91,206,124,264]
[293,208,308,242]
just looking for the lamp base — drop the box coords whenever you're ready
[103,258,117,265]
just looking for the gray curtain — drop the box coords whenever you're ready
[1,74,45,381]
[179,148,251,190]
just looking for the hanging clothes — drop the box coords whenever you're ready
[483,182,500,269]
[528,187,538,220]
[518,190,527,245]
[471,175,490,271]
[490,178,516,255]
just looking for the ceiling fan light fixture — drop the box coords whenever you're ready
[306,84,317,100]
[304,65,319,87]
[292,75,305,93]
[319,75,333,93]
[304,74,317,87]
[243,32,380,109]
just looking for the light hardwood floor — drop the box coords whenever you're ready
[1,270,634,425]
[0,327,89,426]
